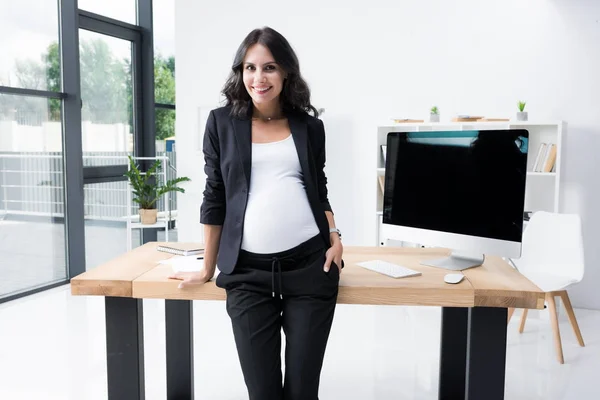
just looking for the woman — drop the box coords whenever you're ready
[170,26,343,400]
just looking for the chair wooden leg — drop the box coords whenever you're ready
[518,309,528,333]
[507,308,515,324]
[547,292,564,364]
[559,290,585,347]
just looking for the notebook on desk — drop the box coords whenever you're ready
[157,244,204,256]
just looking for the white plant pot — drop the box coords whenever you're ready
[516,111,528,121]
[430,114,440,122]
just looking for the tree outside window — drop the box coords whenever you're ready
[5,40,176,140]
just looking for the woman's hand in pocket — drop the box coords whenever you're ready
[324,241,343,273]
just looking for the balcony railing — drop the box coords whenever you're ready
[0,151,177,222]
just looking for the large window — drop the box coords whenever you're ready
[153,0,175,103]
[0,0,167,303]
[153,0,176,142]
[0,0,61,91]
[0,94,67,299]
[79,29,135,157]
[78,0,137,24]
[0,0,68,301]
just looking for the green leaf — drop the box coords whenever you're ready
[124,156,191,210]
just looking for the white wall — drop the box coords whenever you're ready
[175,0,600,309]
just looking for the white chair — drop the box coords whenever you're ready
[508,211,585,364]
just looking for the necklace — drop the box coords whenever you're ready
[251,115,286,122]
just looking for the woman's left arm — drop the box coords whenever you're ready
[315,119,343,272]
[324,211,343,273]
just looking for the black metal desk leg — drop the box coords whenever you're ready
[166,300,194,400]
[438,307,468,400]
[465,307,508,400]
[105,297,145,400]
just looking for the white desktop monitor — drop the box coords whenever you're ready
[381,129,529,270]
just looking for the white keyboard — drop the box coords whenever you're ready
[357,260,422,279]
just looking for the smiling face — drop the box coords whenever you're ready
[242,43,286,110]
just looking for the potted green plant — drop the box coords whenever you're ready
[124,155,191,225]
[517,101,527,121]
[430,106,440,122]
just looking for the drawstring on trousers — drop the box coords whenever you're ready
[271,257,283,299]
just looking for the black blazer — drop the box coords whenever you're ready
[200,105,334,274]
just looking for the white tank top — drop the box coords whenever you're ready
[240,134,320,254]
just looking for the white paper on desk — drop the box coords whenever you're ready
[158,256,220,281]
[356,260,421,278]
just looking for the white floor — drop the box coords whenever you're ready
[0,285,598,400]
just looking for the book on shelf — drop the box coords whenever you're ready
[452,115,484,122]
[378,175,385,193]
[392,118,424,123]
[532,142,557,172]
[157,244,204,256]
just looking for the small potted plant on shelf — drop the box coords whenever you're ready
[430,106,440,122]
[517,101,527,121]
[124,155,191,225]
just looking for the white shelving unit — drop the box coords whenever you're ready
[126,156,174,251]
[375,120,566,246]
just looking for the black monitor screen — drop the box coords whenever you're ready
[383,130,529,243]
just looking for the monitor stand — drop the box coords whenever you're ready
[420,251,485,271]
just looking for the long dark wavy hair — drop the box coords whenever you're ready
[222,27,319,119]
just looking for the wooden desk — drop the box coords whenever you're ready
[71,243,544,400]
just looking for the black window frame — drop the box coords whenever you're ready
[0,0,158,304]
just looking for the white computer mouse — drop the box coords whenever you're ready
[444,273,464,284]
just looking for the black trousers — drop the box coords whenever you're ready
[216,234,339,400]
